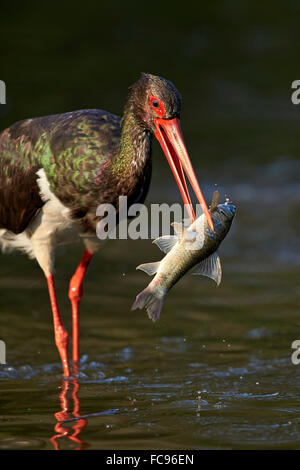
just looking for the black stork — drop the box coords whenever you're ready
[0,73,214,377]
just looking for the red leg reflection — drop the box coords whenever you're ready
[68,249,93,372]
[69,378,88,450]
[50,380,71,450]
[50,378,88,450]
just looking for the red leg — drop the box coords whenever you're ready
[47,274,70,377]
[68,249,93,370]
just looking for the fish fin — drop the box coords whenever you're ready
[131,286,165,322]
[171,222,185,239]
[136,261,160,276]
[192,252,222,285]
[153,235,178,254]
[210,190,219,212]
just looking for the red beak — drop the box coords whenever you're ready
[154,117,214,231]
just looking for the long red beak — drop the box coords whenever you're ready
[154,117,214,230]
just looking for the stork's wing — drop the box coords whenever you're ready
[0,122,43,233]
[0,110,121,233]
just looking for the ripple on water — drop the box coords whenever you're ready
[0,437,46,450]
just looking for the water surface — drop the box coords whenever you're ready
[0,160,299,450]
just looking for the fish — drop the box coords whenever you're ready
[131,192,236,322]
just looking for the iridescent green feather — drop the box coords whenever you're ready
[0,110,121,209]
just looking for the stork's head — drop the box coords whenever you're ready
[127,73,214,230]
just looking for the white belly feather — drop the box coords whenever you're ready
[0,169,101,268]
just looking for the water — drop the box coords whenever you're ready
[0,160,299,450]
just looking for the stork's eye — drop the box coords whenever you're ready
[149,95,165,118]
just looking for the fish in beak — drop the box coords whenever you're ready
[154,117,214,231]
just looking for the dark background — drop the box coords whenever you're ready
[1,1,300,174]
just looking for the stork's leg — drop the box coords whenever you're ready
[32,237,70,377]
[68,249,93,369]
[47,274,70,377]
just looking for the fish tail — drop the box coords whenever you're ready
[131,285,165,322]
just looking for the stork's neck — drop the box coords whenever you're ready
[112,108,152,177]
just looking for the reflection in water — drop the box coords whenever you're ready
[50,374,120,450]
[50,377,88,450]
